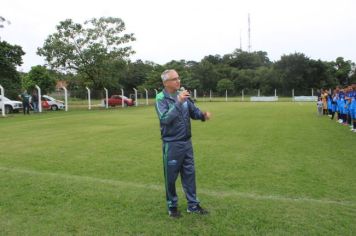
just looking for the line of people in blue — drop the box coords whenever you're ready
[319,84,356,132]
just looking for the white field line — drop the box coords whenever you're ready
[1,166,355,207]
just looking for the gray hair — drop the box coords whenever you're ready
[161,69,176,82]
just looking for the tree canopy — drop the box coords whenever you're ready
[0,40,25,98]
[22,65,56,94]
[37,17,136,91]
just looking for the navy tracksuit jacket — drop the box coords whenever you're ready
[155,89,206,208]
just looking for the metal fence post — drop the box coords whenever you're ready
[104,88,108,109]
[144,88,148,105]
[86,87,91,110]
[62,86,68,111]
[0,85,5,117]
[35,85,42,113]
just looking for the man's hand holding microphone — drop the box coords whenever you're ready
[178,87,211,120]
[177,87,191,103]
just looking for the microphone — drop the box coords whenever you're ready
[179,87,194,103]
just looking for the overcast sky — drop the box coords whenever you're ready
[1,0,356,72]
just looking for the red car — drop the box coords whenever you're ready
[104,95,134,107]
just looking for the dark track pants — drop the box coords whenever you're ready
[162,140,199,208]
[23,102,30,114]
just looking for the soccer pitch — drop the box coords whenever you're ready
[1,102,355,235]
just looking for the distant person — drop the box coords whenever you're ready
[19,89,31,115]
[334,86,341,122]
[317,98,323,116]
[321,89,328,115]
[345,86,353,127]
[155,69,211,218]
[32,91,39,112]
[350,83,356,132]
[330,89,338,120]
[337,88,346,124]
[327,90,333,117]
[339,88,348,125]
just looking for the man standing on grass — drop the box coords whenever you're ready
[155,69,211,218]
[19,89,31,115]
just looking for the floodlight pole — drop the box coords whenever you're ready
[35,85,42,113]
[86,87,91,110]
[121,89,124,108]
[194,89,197,100]
[104,88,108,109]
[0,85,5,117]
[275,89,277,97]
[242,89,244,101]
[209,89,212,101]
[258,89,260,97]
[133,88,138,107]
[62,86,68,111]
[144,88,148,105]
[292,89,295,101]
[311,88,314,96]
[225,90,228,102]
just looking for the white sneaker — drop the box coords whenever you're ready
[338,119,343,123]
[353,129,356,133]
[351,128,355,131]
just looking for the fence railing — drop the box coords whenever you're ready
[0,84,321,117]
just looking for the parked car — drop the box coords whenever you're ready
[41,95,65,111]
[103,95,135,107]
[0,96,23,114]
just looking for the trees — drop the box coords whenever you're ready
[253,67,280,95]
[349,72,356,84]
[37,17,135,91]
[223,49,271,70]
[140,64,165,91]
[24,65,56,94]
[122,60,155,91]
[233,69,254,94]
[217,79,234,95]
[273,53,346,95]
[274,53,313,95]
[308,60,337,89]
[0,40,25,98]
[190,58,220,92]
[334,57,353,85]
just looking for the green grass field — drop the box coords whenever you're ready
[1,102,356,235]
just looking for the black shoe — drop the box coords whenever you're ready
[187,204,209,215]
[168,207,181,218]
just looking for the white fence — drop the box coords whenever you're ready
[0,84,322,117]
[292,96,318,102]
[250,96,279,102]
